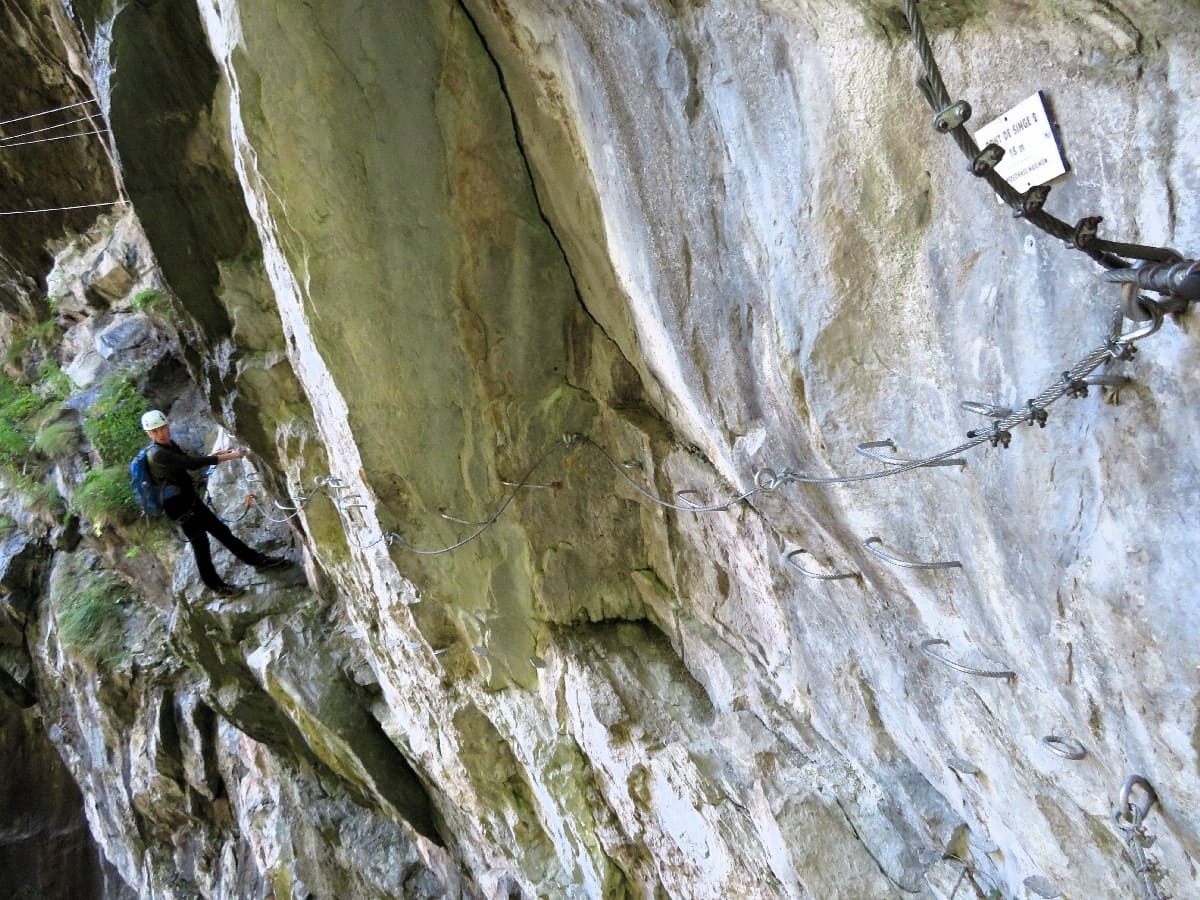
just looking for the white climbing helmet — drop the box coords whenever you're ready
[141,409,169,431]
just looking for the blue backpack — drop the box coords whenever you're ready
[129,444,178,516]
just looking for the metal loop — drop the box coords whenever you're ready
[784,548,859,581]
[1113,775,1159,830]
[674,490,706,509]
[1041,735,1087,760]
[1116,299,1164,344]
[864,536,962,570]
[754,468,781,491]
[960,400,1013,419]
[920,638,1016,680]
[856,439,965,469]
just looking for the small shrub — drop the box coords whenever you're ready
[82,374,148,466]
[72,464,139,533]
[33,420,81,459]
[0,515,13,533]
[56,569,133,670]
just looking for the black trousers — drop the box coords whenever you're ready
[167,498,263,589]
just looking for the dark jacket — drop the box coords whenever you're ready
[147,440,217,515]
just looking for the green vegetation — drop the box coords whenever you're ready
[35,359,75,401]
[33,419,81,459]
[82,373,148,466]
[56,566,134,671]
[0,375,45,465]
[72,464,139,533]
[130,288,170,318]
[5,469,64,518]
[2,317,61,366]
[0,515,13,534]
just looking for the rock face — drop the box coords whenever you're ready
[1,0,1198,897]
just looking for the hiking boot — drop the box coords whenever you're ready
[253,555,291,570]
[212,583,246,597]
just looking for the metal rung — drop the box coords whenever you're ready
[864,536,961,570]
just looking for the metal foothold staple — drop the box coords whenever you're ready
[785,548,859,581]
[529,655,548,669]
[1072,216,1103,249]
[934,99,971,132]
[472,646,491,657]
[1084,374,1132,388]
[864,536,962,570]
[1113,775,1159,830]
[675,490,706,509]
[856,439,966,469]
[969,142,1005,176]
[1041,735,1087,760]
[1013,184,1051,218]
[920,638,1016,680]
[960,400,1013,419]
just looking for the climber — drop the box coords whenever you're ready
[140,409,289,597]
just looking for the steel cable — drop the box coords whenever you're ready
[902,0,1179,269]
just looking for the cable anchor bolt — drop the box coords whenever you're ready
[1025,400,1048,428]
[1013,184,1051,218]
[1070,216,1103,250]
[933,99,972,132]
[969,142,1005,176]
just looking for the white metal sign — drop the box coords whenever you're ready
[973,91,1068,193]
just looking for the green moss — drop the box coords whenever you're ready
[82,374,149,465]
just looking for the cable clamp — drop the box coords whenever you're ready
[1061,371,1089,398]
[1104,337,1137,361]
[1013,184,1051,218]
[1025,400,1048,428]
[969,142,1005,176]
[968,424,1012,448]
[1071,215,1103,250]
[933,99,972,132]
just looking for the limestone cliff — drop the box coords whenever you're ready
[1,0,1197,898]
